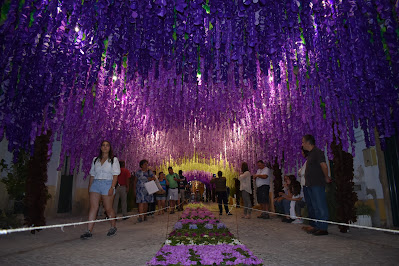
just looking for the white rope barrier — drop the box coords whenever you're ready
[0,203,183,235]
[228,204,399,234]
[1,202,398,235]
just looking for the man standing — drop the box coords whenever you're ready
[253,160,273,219]
[302,134,331,236]
[177,170,188,211]
[234,177,241,208]
[113,161,131,220]
[211,171,232,215]
[166,167,179,214]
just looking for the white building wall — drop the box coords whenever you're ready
[352,128,383,200]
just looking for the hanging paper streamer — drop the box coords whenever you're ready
[0,0,398,173]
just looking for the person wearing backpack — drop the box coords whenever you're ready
[80,141,121,239]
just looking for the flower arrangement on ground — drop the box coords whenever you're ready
[148,204,263,265]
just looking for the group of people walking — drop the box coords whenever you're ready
[81,133,331,239]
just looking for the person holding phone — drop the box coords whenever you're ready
[166,167,180,214]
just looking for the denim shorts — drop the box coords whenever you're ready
[89,179,115,196]
[156,195,167,201]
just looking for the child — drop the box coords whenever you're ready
[288,179,305,224]
[276,175,304,223]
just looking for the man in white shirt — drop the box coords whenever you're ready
[253,160,273,219]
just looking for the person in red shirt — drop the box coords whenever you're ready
[113,161,131,220]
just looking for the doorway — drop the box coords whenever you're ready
[57,156,73,213]
[384,134,399,227]
[190,180,205,202]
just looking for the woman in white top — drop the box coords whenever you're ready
[81,141,121,239]
[238,162,252,219]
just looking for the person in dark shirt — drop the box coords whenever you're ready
[177,170,188,211]
[113,161,131,220]
[211,171,232,216]
[302,134,332,236]
[234,178,241,208]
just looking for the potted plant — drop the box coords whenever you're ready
[354,202,374,227]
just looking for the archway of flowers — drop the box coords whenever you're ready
[0,1,398,174]
[184,171,213,188]
[158,157,237,188]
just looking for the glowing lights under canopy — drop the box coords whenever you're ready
[0,0,398,173]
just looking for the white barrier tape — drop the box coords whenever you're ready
[215,203,235,215]
[2,202,397,235]
[0,203,183,235]
[229,204,399,234]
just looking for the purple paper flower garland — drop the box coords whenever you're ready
[184,170,213,187]
[0,1,398,173]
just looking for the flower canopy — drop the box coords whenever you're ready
[184,170,213,187]
[0,0,398,173]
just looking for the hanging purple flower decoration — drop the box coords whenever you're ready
[0,0,398,178]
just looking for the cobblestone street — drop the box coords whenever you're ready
[0,204,398,265]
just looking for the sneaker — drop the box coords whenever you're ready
[302,226,314,233]
[107,227,117,237]
[227,213,233,216]
[292,219,303,224]
[80,230,92,240]
[282,218,294,223]
[307,228,319,234]
[313,230,329,236]
[262,214,270,219]
[258,214,270,219]
[219,213,223,215]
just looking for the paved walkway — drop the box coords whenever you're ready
[0,203,398,265]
